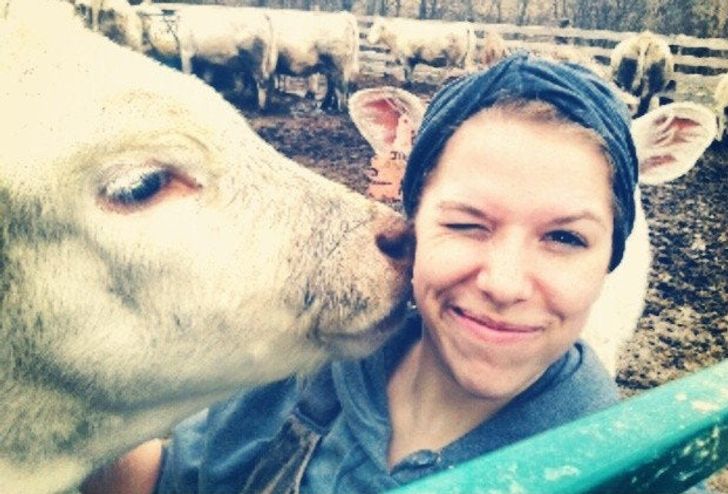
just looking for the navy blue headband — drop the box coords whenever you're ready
[402,52,639,271]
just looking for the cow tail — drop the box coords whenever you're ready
[465,24,477,70]
[346,13,360,82]
[263,12,278,80]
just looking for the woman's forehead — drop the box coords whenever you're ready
[422,116,613,211]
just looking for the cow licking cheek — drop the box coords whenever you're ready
[0,3,412,492]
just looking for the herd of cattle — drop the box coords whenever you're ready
[68,0,728,140]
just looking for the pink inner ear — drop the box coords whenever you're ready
[652,116,699,147]
[670,117,698,144]
[364,99,400,148]
[643,154,677,172]
[673,117,699,130]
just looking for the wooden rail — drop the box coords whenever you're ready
[357,15,728,76]
[388,360,728,494]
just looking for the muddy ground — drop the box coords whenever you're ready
[239,72,727,490]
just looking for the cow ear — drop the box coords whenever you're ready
[631,102,717,185]
[349,87,426,157]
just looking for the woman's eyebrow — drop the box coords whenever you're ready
[438,201,610,230]
[437,201,493,221]
[550,211,610,230]
[436,201,489,219]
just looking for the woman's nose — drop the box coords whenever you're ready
[474,235,534,307]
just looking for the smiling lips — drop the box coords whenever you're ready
[452,306,544,341]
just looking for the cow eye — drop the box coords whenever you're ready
[99,165,200,212]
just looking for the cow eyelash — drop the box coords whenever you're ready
[101,167,172,206]
[98,165,200,212]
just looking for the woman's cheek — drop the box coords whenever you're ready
[540,257,609,315]
[414,236,478,287]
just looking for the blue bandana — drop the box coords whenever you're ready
[402,52,638,271]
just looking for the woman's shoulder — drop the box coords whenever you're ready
[532,340,621,417]
[498,341,620,432]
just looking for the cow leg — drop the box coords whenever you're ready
[614,57,638,94]
[402,60,415,88]
[254,75,269,111]
[305,74,319,100]
[259,76,275,111]
[658,79,677,106]
[320,73,339,112]
[636,96,652,118]
[180,51,193,75]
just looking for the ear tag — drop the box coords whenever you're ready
[366,114,414,201]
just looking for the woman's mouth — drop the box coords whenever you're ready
[450,306,544,343]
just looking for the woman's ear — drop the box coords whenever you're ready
[348,86,426,158]
[631,102,717,185]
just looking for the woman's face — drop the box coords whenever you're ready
[412,110,614,402]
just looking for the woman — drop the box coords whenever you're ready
[83,53,633,494]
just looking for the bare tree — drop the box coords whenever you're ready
[378,0,388,15]
[463,0,474,21]
[366,0,377,15]
[429,0,440,19]
[494,0,503,22]
[393,0,402,16]
[516,0,530,25]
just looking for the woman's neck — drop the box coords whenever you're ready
[386,336,509,468]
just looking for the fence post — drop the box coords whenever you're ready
[388,360,728,494]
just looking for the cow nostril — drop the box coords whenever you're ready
[375,223,413,262]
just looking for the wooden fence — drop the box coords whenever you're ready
[356,15,728,103]
[357,15,728,75]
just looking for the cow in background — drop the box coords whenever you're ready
[367,16,477,86]
[610,31,676,117]
[481,30,509,68]
[266,8,360,112]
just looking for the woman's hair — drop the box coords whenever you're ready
[402,53,638,272]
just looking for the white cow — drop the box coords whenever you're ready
[133,2,182,68]
[0,2,412,493]
[132,3,278,110]
[78,0,144,51]
[349,85,716,378]
[367,16,477,85]
[714,72,728,141]
[610,31,676,117]
[265,8,360,112]
[177,5,278,110]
